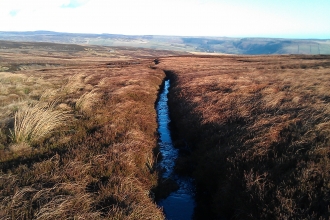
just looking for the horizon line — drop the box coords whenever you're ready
[1,30,329,40]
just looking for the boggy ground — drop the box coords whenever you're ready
[0,42,181,219]
[157,55,330,219]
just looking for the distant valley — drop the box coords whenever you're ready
[1,31,330,55]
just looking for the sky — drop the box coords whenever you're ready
[0,0,329,39]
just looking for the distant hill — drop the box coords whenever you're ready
[1,31,329,54]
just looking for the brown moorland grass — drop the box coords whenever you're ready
[157,55,330,219]
[0,43,170,219]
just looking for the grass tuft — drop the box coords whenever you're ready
[10,101,71,145]
[75,91,98,114]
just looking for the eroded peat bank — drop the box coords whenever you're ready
[157,55,330,219]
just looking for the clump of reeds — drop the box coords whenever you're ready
[10,101,71,146]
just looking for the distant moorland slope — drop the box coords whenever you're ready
[1,31,330,54]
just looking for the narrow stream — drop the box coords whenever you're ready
[156,79,195,220]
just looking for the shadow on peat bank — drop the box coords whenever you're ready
[160,56,330,220]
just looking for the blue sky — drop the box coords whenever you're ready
[0,0,329,38]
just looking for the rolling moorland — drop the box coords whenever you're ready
[157,55,330,219]
[0,39,329,219]
[1,31,330,55]
[0,41,185,219]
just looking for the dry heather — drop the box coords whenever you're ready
[158,55,330,219]
[0,45,166,219]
